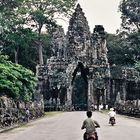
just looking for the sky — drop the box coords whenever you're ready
[56,0,122,34]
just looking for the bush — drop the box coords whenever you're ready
[0,55,37,102]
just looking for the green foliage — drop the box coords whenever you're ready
[0,0,25,30]
[0,55,37,102]
[23,0,77,64]
[119,0,140,33]
[1,26,51,72]
[126,31,140,60]
[106,33,138,67]
[0,0,77,66]
[18,33,51,72]
[118,0,140,67]
[106,33,126,66]
[95,1,140,69]
[134,61,140,71]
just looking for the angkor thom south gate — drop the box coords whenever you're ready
[36,4,140,111]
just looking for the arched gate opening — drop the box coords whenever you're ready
[71,62,89,111]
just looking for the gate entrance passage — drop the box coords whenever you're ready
[71,62,89,111]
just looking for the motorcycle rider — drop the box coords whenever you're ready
[81,111,100,140]
[108,108,116,124]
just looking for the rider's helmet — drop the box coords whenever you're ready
[110,108,114,111]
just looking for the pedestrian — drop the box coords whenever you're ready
[25,108,30,123]
[90,103,95,111]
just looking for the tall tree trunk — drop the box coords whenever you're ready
[14,46,19,64]
[38,25,44,65]
[39,43,44,65]
[96,88,101,111]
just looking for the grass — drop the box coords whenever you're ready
[99,109,109,114]
[44,111,64,117]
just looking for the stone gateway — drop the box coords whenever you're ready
[36,4,140,115]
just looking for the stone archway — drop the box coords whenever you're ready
[71,72,88,110]
[66,62,89,111]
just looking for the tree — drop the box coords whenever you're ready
[1,29,51,72]
[18,33,51,72]
[106,33,128,66]
[0,0,31,64]
[118,0,140,68]
[0,1,51,71]
[23,0,77,65]
[1,28,38,64]
[0,55,37,102]
[126,31,140,60]
[119,0,140,33]
[1,0,77,66]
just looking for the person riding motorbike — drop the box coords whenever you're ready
[108,108,116,124]
[81,111,100,140]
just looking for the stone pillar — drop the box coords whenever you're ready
[122,80,126,102]
[66,84,72,111]
[88,80,92,110]
[103,88,107,109]
[105,78,110,105]
[112,80,115,102]
[91,79,94,104]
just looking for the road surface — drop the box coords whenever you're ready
[0,111,140,140]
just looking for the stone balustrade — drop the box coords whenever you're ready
[115,99,140,118]
[0,96,44,129]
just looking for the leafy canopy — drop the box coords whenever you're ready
[0,0,78,65]
[119,0,140,33]
[0,55,37,102]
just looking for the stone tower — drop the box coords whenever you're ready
[50,25,66,59]
[91,25,108,66]
[66,4,91,64]
[65,4,110,110]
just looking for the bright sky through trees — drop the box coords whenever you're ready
[57,0,122,34]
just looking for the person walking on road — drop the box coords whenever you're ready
[25,108,30,123]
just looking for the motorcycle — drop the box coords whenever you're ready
[85,125,99,140]
[86,132,98,140]
[83,123,100,140]
[110,117,115,126]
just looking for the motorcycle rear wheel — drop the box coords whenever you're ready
[87,138,95,140]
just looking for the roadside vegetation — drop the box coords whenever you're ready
[0,55,37,102]
[0,0,140,102]
[0,0,77,101]
[44,111,64,117]
[107,0,140,71]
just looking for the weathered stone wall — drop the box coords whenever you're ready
[110,67,140,97]
[115,99,140,118]
[0,96,44,129]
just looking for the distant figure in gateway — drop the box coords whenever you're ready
[24,108,30,123]
[81,111,100,140]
